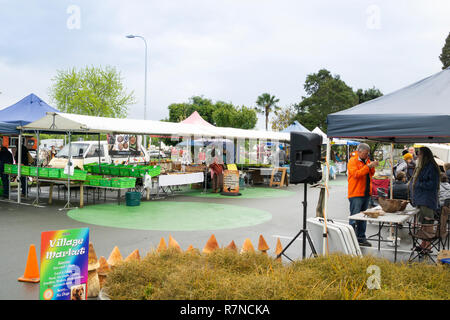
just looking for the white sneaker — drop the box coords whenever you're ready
[387,235,401,242]
[387,241,399,247]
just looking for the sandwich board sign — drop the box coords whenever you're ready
[40,228,89,300]
[222,170,240,195]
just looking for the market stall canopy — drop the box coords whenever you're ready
[312,127,359,146]
[0,121,19,134]
[327,67,450,143]
[21,112,291,142]
[312,127,329,144]
[0,93,58,126]
[282,121,310,133]
[180,111,216,128]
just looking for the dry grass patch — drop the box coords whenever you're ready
[103,249,450,300]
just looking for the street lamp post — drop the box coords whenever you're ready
[126,34,148,121]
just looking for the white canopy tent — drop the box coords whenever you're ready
[21,112,291,142]
[17,112,291,206]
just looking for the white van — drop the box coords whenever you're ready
[48,141,150,169]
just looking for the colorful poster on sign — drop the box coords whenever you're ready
[40,228,89,300]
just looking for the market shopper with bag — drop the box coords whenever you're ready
[347,143,378,247]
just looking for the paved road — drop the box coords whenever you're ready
[0,175,421,300]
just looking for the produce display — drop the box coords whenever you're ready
[2,164,148,189]
[84,163,161,178]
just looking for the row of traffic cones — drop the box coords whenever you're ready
[18,235,284,298]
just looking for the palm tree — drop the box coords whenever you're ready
[255,93,280,131]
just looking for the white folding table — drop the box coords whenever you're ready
[349,208,419,262]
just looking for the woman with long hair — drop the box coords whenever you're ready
[409,146,440,252]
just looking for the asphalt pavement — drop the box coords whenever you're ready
[0,175,424,300]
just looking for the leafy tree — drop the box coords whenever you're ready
[294,69,358,132]
[440,32,450,69]
[167,96,216,123]
[49,66,135,118]
[356,87,383,104]
[255,93,280,131]
[213,104,257,129]
[271,105,296,131]
[166,96,257,129]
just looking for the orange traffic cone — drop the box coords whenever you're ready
[18,244,40,283]
[275,238,283,262]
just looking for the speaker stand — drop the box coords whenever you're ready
[277,182,317,262]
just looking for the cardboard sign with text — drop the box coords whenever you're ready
[40,228,89,300]
[223,170,240,194]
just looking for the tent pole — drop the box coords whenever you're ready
[33,130,40,206]
[98,133,101,165]
[323,139,331,256]
[61,131,73,210]
[17,131,22,204]
[390,143,394,199]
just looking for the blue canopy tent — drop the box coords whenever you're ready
[0,93,58,204]
[0,121,19,134]
[0,93,58,126]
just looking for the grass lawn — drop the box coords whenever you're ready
[103,249,450,300]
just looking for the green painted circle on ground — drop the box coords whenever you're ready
[67,201,272,231]
[183,187,295,199]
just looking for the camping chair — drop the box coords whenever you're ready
[408,205,449,263]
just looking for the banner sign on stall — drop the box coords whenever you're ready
[107,134,143,157]
[40,228,89,300]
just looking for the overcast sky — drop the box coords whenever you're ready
[0,0,449,129]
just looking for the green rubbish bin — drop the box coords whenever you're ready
[125,191,141,207]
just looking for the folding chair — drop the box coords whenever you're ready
[438,204,450,250]
[408,206,449,263]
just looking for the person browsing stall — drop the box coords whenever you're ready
[395,152,415,181]
[0,145,14,199]
[347,143,379,247]
[390,171,408,200]
[409,147,440,252]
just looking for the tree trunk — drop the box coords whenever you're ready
[265,108,269,131]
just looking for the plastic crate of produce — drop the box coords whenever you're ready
[109,165,122,176]
[99,179,111,187]
[89,178,101,186]
[119,166,131,177]
[91,164,102,174]
[3,164,13,174]
[12,165,30,175]
[148,165,161,177]
[48,168,61,178]
[22,166,31,176]
[112,177,136,188]
[83,163,95,173]
[38,167,49,178]
[60,169,87,181]
[101,164,111,175]
[128,166,142,178]
[29,167,38,177]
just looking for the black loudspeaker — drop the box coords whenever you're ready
[290,132,323,184]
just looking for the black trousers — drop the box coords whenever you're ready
[1,174,9,197]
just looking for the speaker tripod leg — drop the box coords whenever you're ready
[276,183,317,261]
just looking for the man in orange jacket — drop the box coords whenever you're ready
[348,143,378,246]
